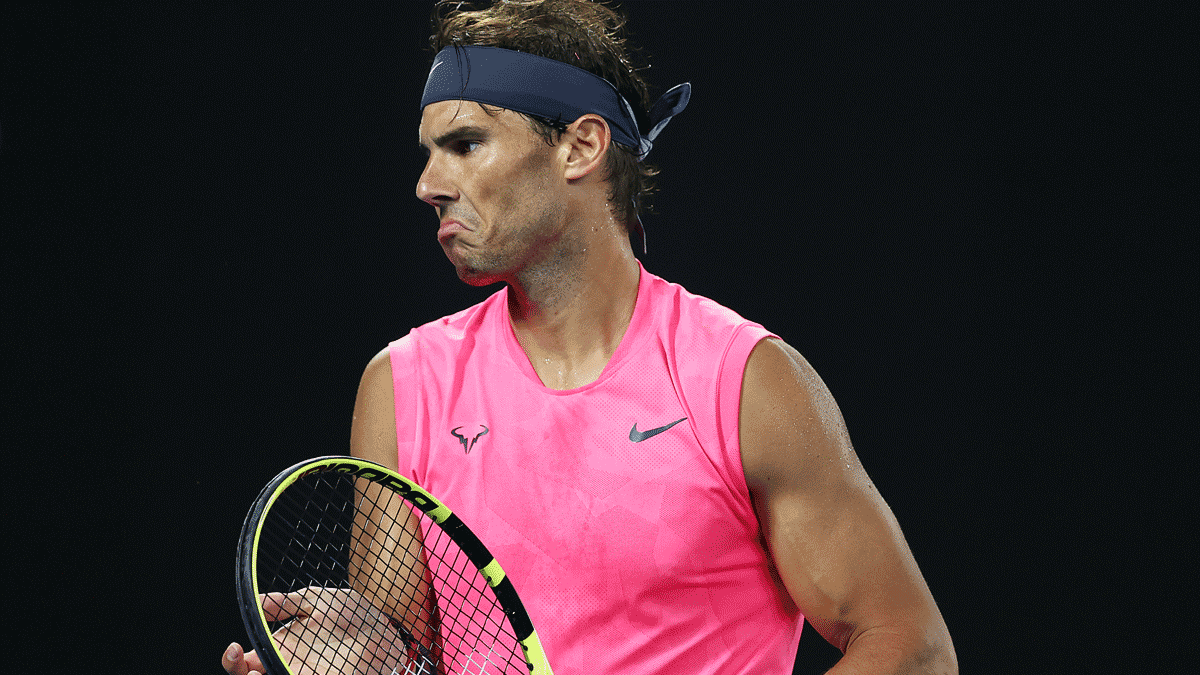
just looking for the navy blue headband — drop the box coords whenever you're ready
[420,46,691,161]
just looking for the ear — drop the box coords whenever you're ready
[561,113,610,181]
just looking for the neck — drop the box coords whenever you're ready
[506,219,640,390]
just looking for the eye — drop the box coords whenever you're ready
[455,140,481,155]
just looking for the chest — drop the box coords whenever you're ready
[412,375,753,577]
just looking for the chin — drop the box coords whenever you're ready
[445,244,512,287]
[455,264,505,287]
[444,247,495,286]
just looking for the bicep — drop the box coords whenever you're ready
[739,338,941,652]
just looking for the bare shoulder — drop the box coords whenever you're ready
[350,345,398,470]
[360,344,393,385]
[738,337,856,494]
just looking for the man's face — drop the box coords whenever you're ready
[417,100,567,286]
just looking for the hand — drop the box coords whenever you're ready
[222,586,422,675]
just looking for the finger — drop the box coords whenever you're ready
[260,589,313,620]
[244,649,266,674]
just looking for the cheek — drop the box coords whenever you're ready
[492,158,556,220]
[466,138,561,240]
[471,155,524,212]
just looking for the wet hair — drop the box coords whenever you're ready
[430,0,659,227]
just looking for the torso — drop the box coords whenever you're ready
[388,264,804,673]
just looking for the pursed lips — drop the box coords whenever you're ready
[438,219,470,242]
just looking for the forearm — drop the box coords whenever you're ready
[825,627,957,675]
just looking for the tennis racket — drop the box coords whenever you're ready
[237,455,553,675]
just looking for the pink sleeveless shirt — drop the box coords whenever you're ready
[389,264,803,673]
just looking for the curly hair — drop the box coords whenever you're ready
[429,0,659,229]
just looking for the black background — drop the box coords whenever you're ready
[3,2,1193,672]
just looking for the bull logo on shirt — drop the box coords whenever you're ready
[450,424,489,454]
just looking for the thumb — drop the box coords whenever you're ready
[224,641,268,675]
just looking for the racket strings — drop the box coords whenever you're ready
[357,483,526,674]
[256,471,529,674]
[413,526,524,674]
[260,475,428,673]
[352,482,440,669]
[261,482,352,590]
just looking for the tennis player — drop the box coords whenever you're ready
[224,1,956,673]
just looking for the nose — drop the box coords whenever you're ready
[416,152,456,207]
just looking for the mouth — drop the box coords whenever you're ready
[437,219,469,243]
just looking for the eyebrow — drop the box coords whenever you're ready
[418,125,491,152]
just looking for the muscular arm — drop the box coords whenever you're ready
[349,347,438,654]
[739,339,957,675]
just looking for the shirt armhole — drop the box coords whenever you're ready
[715,323,777,506]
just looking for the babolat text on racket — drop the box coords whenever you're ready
[237,455,553,675]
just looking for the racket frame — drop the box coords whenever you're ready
[237,455,553,675]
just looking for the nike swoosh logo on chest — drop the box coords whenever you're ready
[629,417,688,442]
